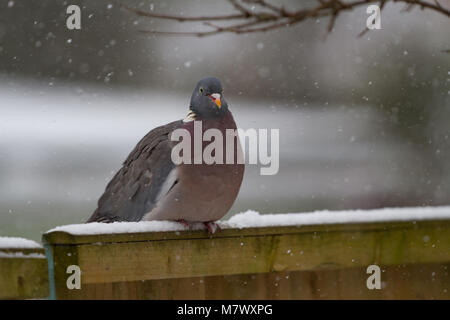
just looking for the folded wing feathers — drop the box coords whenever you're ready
[87,120,183,223]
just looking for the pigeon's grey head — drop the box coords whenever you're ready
[190,77,228,118]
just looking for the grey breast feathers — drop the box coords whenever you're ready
[87,120,183,223]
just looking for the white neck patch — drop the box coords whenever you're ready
[183,110,196,123]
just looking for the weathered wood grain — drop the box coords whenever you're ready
[0,248,49,299]
[61,262,450,300]
[43,219,450,299]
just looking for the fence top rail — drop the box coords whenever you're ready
[0,236,45,259]
[0,236,42,249]
[42,206,450,245]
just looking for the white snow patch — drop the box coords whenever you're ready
[0,252,45,259]
[225,206,450,229]
[47,220,201,235]
[44,206,450,236]
[0,237,42,249]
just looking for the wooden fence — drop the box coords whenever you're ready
[1,215,449,299]
[0,246,48,299]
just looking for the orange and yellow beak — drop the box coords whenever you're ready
[210,93,222,108]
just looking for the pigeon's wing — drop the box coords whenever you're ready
[87,120,183,223]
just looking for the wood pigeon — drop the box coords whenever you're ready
[87,77,245,233]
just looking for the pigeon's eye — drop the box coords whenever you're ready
[199,87,204,94]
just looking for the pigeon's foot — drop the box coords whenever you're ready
[177,219,190,228]
[204,221,220,234]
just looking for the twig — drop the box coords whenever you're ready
[115,0,450,37]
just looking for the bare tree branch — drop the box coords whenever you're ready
[115,0,450,37]
[114,1,248,22]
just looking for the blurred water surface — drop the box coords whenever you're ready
[0,1,449,241]
[0,78,443,241]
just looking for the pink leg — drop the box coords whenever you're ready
[204,221,221,234]
[177,219,190,228]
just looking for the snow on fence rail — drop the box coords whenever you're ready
[1,206,450,299]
